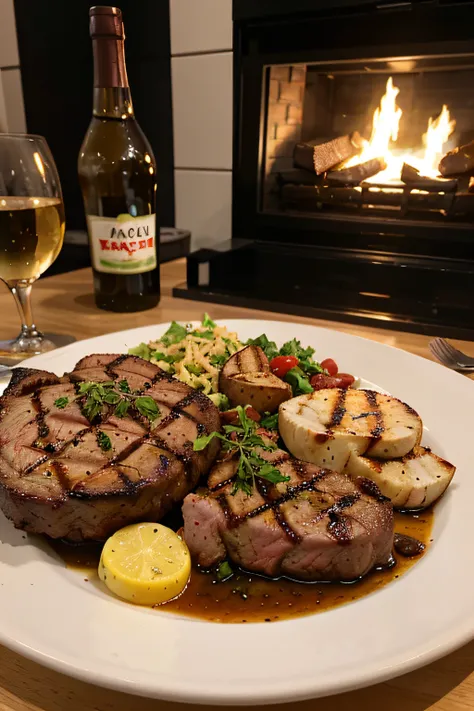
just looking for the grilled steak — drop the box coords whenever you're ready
[183,448,394,581]
[0,355,220,541]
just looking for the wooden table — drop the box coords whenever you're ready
[0,259,473,711]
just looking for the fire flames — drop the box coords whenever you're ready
[345,76,456,183]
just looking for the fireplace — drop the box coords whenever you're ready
[174,0,474,338]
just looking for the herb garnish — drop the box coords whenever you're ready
[209,354,227,367]
[77,381,117,421]
[245,334,279,361]
[134,395,160,421]
[128,342,152,360]
[151,351,183,365]
[190,329,214,340]
[260,412,279,430]
[160,321,188,346]
[216,561,233,581]
[114,399,130,418]
[202,313,217,328]
[52,379,160,424]
[280,338,325,376]
[97,430,112,451]
[185,363,203,376]
[284,367,314,396]
[193,405,290,496]
[118,379,131,393]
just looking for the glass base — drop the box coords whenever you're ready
[0,329,56,361]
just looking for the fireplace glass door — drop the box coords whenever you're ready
[262,56,474,226]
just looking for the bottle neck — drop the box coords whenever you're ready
[92,37,134,119]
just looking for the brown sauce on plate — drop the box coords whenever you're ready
[48,539,102,574]
[49,509,433,623]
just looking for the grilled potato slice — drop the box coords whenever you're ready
[221,371,292,413]
[220,344,270,379]
[344,445,455,509]
[219,345,291,413]
[279,388,422,471]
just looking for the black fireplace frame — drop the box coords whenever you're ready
[174,0,474,338]
[233,0,474,253]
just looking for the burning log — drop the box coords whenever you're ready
[277,169,322,186]
[401,163,458,192]
[438,140,474,176]
[293,132,363,175]
[326,157,386,186]
[280,183,469,218]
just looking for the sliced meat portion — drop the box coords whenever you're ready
[39,382,90,448]
[5,367,60,397]
[69,353,118,384]
[146,378,191,408]
[70,353,160,391]
[183,450,394,581]
[0,394,41,473]
[0,354,221,541]
[107,354,161,391]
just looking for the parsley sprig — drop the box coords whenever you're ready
[97,430,112,451]
[260,411,279,430]
[193,405,290,496]
[53,379,160,424]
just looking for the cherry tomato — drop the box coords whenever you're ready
[320,358,338,376]
[310,373,354,390]
[270,355,299,378]
[337,373,355,388]
[221,406,261,425]
[244,406,261,422]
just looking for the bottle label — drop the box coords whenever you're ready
[87,213,157,274]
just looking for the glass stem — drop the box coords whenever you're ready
[10,281,43,339]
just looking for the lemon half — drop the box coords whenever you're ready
[99,523,191,605]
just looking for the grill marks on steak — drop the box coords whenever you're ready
[183,451,394,581]
[0,355,221,541]
[72,353,161,392]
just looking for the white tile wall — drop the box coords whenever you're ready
[0,0,26,134]
[170,0,233,248]
[170,0,232,55]
[0,74,8,132]
[172,52,233,170]
[0,0,19,68]
[1,69,26,132]
[175,169,232,251]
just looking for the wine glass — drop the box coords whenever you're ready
[0,134,65,359]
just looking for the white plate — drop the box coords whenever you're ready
[0,319,473,705]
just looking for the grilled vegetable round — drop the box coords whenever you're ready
[345,445,455,509]
[279,388,423,471]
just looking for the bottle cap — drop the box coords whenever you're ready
[89,6,124,39]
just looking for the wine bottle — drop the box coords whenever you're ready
[78,5,160,312]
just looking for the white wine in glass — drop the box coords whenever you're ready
[0,134,65,358]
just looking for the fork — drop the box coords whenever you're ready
[429,337,474,371]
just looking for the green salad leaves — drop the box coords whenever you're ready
[245,335,325,396]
